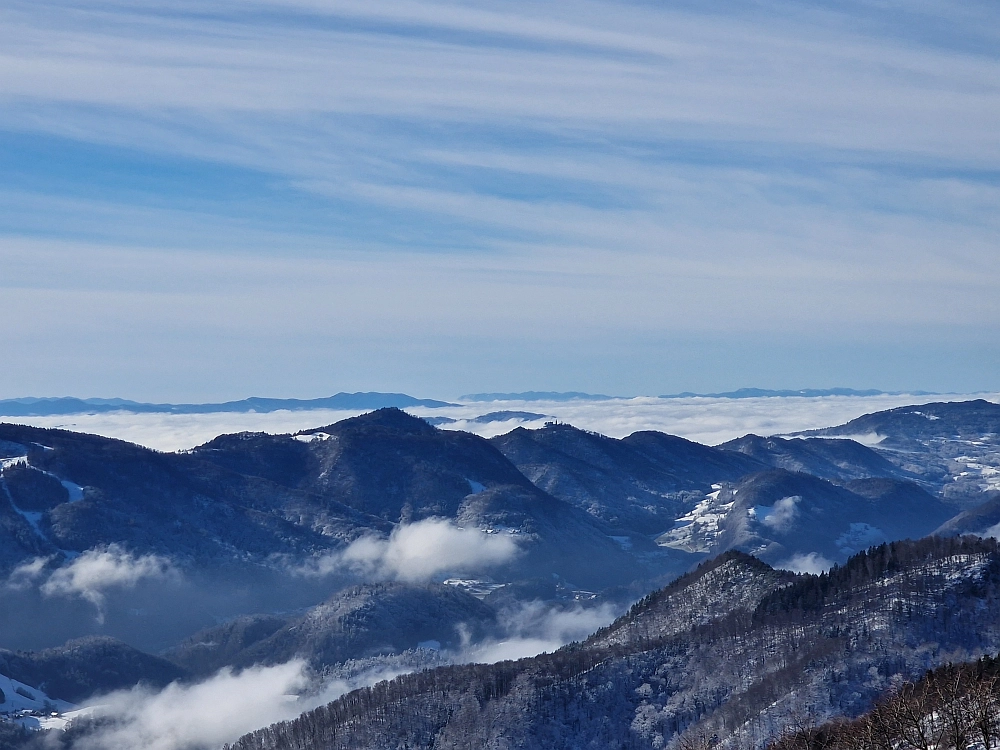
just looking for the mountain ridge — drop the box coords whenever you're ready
[0,393,455,417]
[225,536,1000,750]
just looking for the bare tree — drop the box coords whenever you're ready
[967,674,1000,750]
[932,667,976,750]
[884,681,943,750]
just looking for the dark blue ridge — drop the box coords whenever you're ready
[0,393,455,416]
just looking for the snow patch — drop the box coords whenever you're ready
[0,671,77,732]
[0,455,28,470]
[60,479,85,502]
[293,432,331,443]
[657,487,734,553]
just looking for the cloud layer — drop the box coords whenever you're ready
[7,393,997,450]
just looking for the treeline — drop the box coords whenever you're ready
[757,536,1000,616]
[768,654,1000,750]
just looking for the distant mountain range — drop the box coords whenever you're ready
[660,387,940,399]
[460,391,616,402]
[0,389,959,416]
[462,388,942,402]
[0,393,455,416]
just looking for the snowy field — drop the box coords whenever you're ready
[3,393,998,452]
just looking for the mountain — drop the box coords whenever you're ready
[490,423,763,535]
[469,411,549,424]
[692,470,955,566]
[800,398,1000,504]
[585,551,794,649]
[165,582,497,676]
[489,424,945,568]
[192,409,643,589]
[717,434,913,483]
[0,393,455,417]
[0,411,654,655]
[226,536,1000,750]
[0,636,185,704]
[934,492,1000,537]
[0,423,383,572]
[803,398,1000,444]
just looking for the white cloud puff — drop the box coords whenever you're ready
[298,518,520,582]
[4,555,54,590]
[761,496,801,533]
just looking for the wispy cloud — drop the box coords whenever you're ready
[37,545,180,622]
[454,600,619,663]
[0,1,998,396]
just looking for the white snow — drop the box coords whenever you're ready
[0,671,77,732]
[954,453,1000,492]
[441,578,506,598]
[466,479,486,494]
[60,479,85,502]
[657,487,734,553]
[293,432,331,443]
[0,455,28,470]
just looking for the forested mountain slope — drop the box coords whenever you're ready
[165,582,497,676]
[800,399,1000,504]
[490,423,763,535]
[227,537,1000,750]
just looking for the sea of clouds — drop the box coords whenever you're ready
[6,393,999,452]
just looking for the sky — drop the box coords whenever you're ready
[1,0,998,401]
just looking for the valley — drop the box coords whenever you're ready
[1,396,999,749]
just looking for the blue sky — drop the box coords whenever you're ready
[1,0,998,400]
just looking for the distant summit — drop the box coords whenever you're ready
[660,387,938,399]
[0,392,455,417]
[460,391,617,402]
